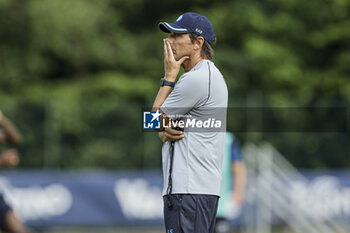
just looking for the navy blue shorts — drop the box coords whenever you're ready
[0,194,11,230]
[163,194,219,233]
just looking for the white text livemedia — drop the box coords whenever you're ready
[163,118,222,128]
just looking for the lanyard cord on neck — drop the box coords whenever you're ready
[166,141,175,208]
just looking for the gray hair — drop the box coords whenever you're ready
[189,33,216,60]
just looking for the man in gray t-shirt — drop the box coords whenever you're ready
[152,12,228,233]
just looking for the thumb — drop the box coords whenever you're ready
[178,56,189,64]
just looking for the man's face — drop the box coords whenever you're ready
[166,32,194,60]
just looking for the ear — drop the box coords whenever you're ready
[194,36,205,51]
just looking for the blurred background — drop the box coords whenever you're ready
[0,0,349,232]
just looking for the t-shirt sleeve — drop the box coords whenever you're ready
[160,73,208,119]
[231,140,243,162]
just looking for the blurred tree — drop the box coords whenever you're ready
[0,0,349,169]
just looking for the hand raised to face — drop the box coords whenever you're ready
[163,39,189,82]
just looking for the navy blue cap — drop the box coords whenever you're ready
[159,12,216,44]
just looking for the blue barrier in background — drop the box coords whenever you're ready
[0,170,349,227]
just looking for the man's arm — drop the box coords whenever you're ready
[0,110,22,145]
[232,161,246,206]
[0,149,20,167]
[154,39,188,142]
[152,39,188,110]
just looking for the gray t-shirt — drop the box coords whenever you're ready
[160,59,228,196]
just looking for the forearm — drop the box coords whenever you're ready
[152,85,172,134]
[154,85,185,142]
[154,39,186,142]
[0,113,22,145]
[152,85,173,111]
[153,38,184,110]
[233,162,247,196]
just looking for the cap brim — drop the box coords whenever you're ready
[159,22,190,34]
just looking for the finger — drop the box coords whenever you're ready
[172,124,184,130]
[171,123,184,131]
[163,39,168,59]
[164,127,184,135]
[167,134,185,141]
[177,56,189,64]
[167,133,185,141]
[166,41,174,60]
[165,129,183,137]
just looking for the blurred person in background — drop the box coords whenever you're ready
[0,109,29,233]
[215,132,246,233]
